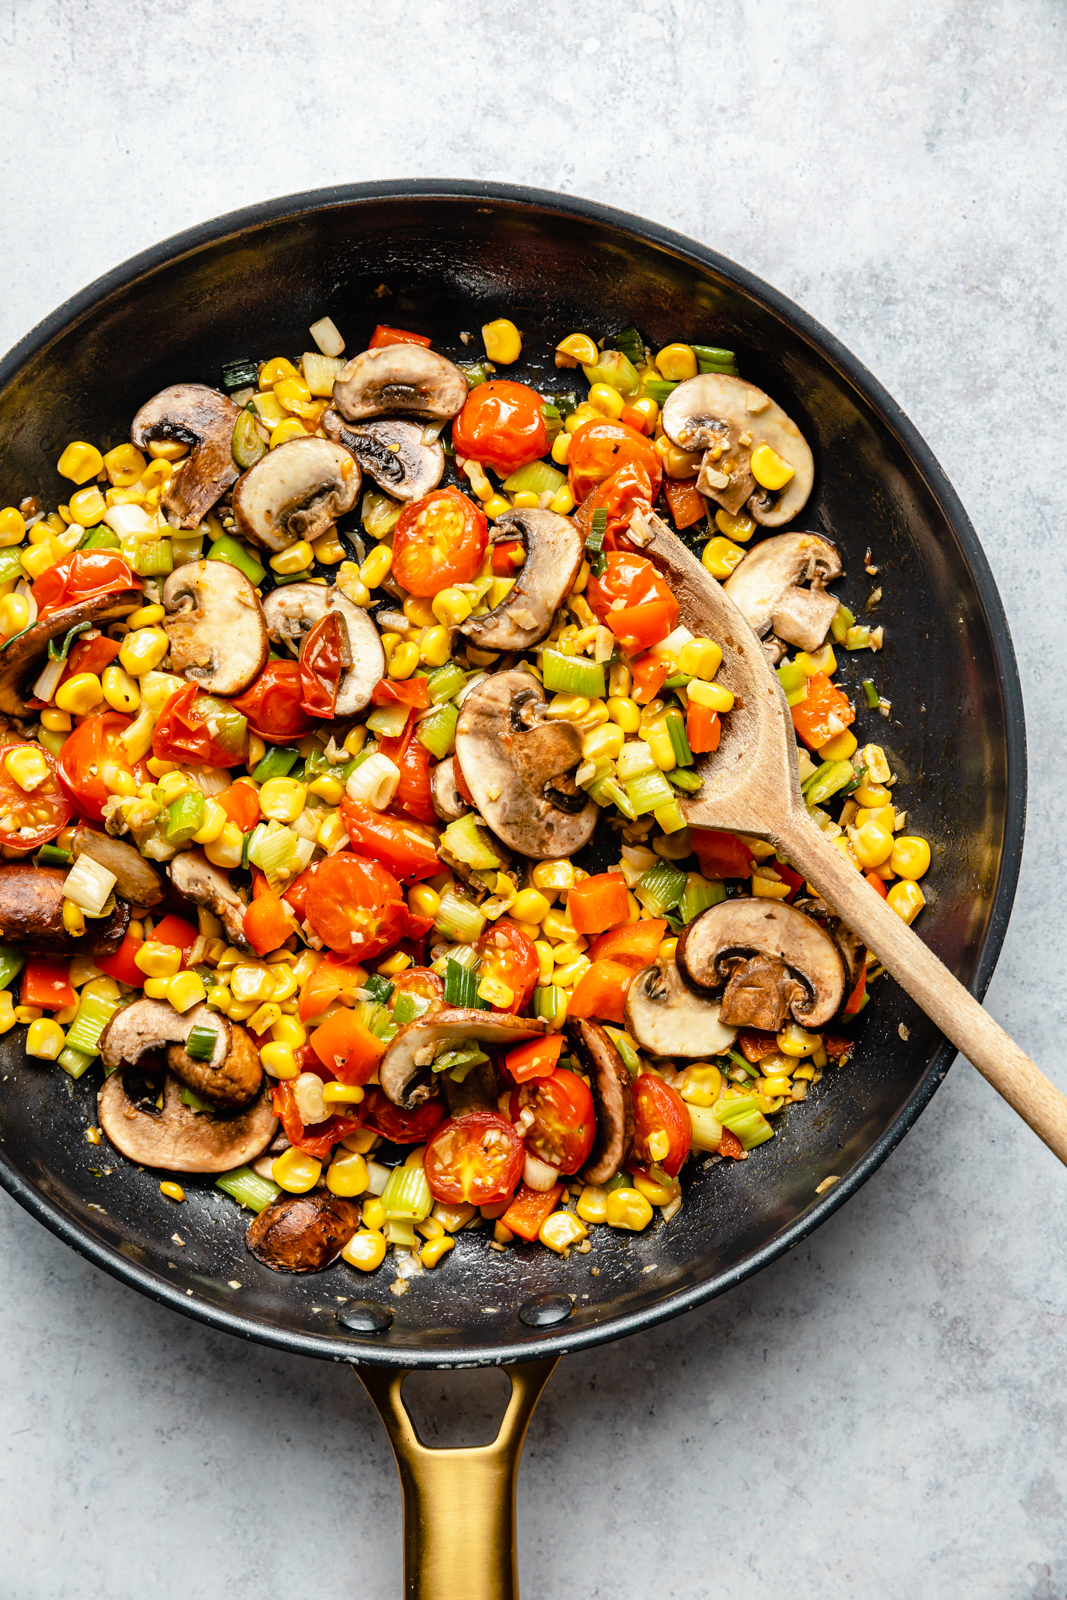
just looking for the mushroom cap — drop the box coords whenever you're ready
[261,580,385,717]
[246,1191,362,1274]
[460,509,585,653]
[99,996,261,1110]
[454,671,598,861]
[332,345,468,423]
[430,756,470,823]
[722,531,843,648]
[232,437,360,553]
[130,384,241,529]
[565,1018,635,1185]
[378,1006,546,1109]
[0,590,142,717]
[72,825,165,907]
[624,961,738,1059]
[677,897,846,1029]
[0,863,129,956]
[161,560,269,697]
[98,1071,277,1174]
[661,373,814,528]
[168,849,250,952]
[322,410,445,502]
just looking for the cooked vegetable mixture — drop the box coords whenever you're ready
[0,314,932,1278]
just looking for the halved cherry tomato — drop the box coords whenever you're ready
[243,889,297,957]
[576,462,655,550]
[0,743,71,848]
[567,419,662,504]
[424,1112,525,1205]
[57,712,145,824]
[309,1007,386,1086]
[297,953,367,1022]
[368,325,432,348]
[662,477,708,531]
[230,661,314,744]
[21,958,76,1010]
[299,612,345,719]
[390,965,445,1015]
[60,632,121,685]
[217,780,260,832]
[361,1085,445,1145]
[304,851,408,960]
[586,550,678,653]
[629,1073,691,1177]
[32,551,140,620]
[629,650,671,705]
[391,487,487,598]
[377,717,437,826]
[690,828,753,880]
[477,919,538,1015]
[282,860,318,923]
[152,683,249,767]
[452,381,548,477]
[340,799,440,883]
[271,1081,365,1159]
[508,1069,595,1175]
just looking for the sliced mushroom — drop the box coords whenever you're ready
[378,1007,546,1109]
[161,560,268,697]
[99,997,262,1110]
[98,1071,276,1173]
[261,580,384,717]
[168,849,250,952]
[443,1059,500,1118]
[430,757,470,823]
[793,895,866,988]
[723,532,843,653]
[661,373,814,527]
[130,384,241,529]
[454,671,598,861]
[333,345,467,423]
[72,826,165,907]
[460,510,584,653]
[565,1018,635,1185]
[232,437,360,553]
[322,411,444,501]
[246,1191,362,1274]
[677,898,846,1031]
[0,863,128,955]
[624,961,738,1059]
[0,591,142,717]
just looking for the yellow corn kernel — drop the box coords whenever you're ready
[415,1216,445,1242]
[274,375,314,414]
[311,529,344,565]
[268,1017,306,1053]
[98,662,140,715]
[0,991,16,1035]
[481,494,509,521]
[388,641,420,680]
[377,950,413,978]
[851,820,895,869]
[686,678,735,713]
[575,1184,608,1224]
[677,1063,723,1107]
[0,507,25,547]
[258,776,306,824]
[25,1018,65,1060]
[273,1147,322,1194]
[539,1211,588,1255]
[343,1229,387,1270]
[702,536,746,580]
[144,437,187,462]
[268,540,314,576]
[542,908,578,944]
[102,443,146,487]
[67,485,107,527]
[326,1150,369,1198]
[645,723,676,773]
[818,729,858,761]
[138,459,175,494]
[659,439,705,478]
[565,402,601,434]
[482,318,522,364]
[202,819,242,871]
[311,811,343,854]
[361,1196,387,1231]
[343,725,368,758]
[414,626,448,669]
[505,888,548,928]
[62,898,86,937]
[751,869,792,900]
[272,418,310,449]
[853,780,891,809]
[166,972,206,1013]
[0,593,29,638]
[632,1170,680,1207]
[674,639,721,682]
[55,673,105,715]
[4,745,50,793]
[398,597,434,631]
[587,382,625,420]
[304,773,342,807]
[549,484,576,516]
[832,834,863,871]
[159,1181,186,1202]
[156,770,197,803]
[14,1005,43,1024]
[187,798,225,846]
[550,432,571,466]
[887,879,926,923]
[431,587,473,627]
[135,941,182,979]
[57,441,104,485]
[556,332,598,365]
[712,510,755,545]
[750,443,796,491]
[760,1075,793,1096]
[258,356,300,387]
[532,859,574,894]
[602,696,639,734]
[40,709,71,732]
[554,956,590,990]
[509,491,538,511]
[777,1022,821,1058]
[403,886,439,926]
[18,542,60,581]
[322,1084,365,1111]
[655,343,698,381]
[119,627,169,677]
[530,940,552,986]
[579,723,623,765]
[356,543,392,592]
[605,1187,654,1231]
[657,937,678,965]
[260,1041,299,1080]
[889,835,930,880]
[420,1234,456,1269]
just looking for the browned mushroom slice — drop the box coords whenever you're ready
[72,826,165,907]
[677,897,845,1031]
[130,384,241,529]
[246,1192,362,1273]
[322,410,445,501]
[0,591,141,717]
[0,863,128,955]
[99,997,262,1110]
[232,437,360,553]
[723,532,843,653]
[460,509,584,653]
[161,560,268,697]
[454,671,598,861]
[261,580,384,717]
[168,849,250,951]
[624,961,737,1059]
[378,1007,546,1109]
[332,345,468,423]
[566,1018,635,1185]
[98,1071,276,1173]
[430,756,470,823]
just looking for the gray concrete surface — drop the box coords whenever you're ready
[1,1,1065,1595]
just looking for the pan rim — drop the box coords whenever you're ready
[0,178,1027,1368]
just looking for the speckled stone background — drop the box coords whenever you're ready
[1,3,1065,1596]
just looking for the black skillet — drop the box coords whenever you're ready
[0,182,1025,1599]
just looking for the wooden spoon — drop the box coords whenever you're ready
[634,511,1067,1164]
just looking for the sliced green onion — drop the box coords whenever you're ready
[541,650,605,698]
[802,759,856,808]
[364,973,395,1004]
[532,985,566,1025]
[624,768,676,816]
[393,991,432,1026]
[664,672,692,690]
[207,534,266,587]
[547,390,578,419]
[63,855,117,916]
[166,789,205,845]
[179,1084,215,1111]
[252,745,301,783]
[384,1218,418,1249]
[0,943,26,991]
[196,696,248,759]
[65,989,124,1058]
[433,888,487,945]
[0,548,24,586]
[830,604,855,644]
[667,768,704,795]
[604,1025,641,1075]
[678,873,727,924]
[366,701,411,738]
[119,535,172,578]
[78,526,120,552]
[587,770,637,820]
[357,999,398,1041]
[57,1045,95,1080]
[34,843,71,868]
[634,861,687,917]
[717,1095,774,1149]
[185,1023,219,1063]
[664,709,693,767]
[433,1043,490,1080]
[639,378,678,404]
[416,701,459,760]
[582,349,640,395]
[221,358,259,393]
[380,1162,433,1222]
[845,625,871,650]
[362,489,403,539]
[687,1104,725,1152]
[231,409,267,470]
[776,659,807,697]
[443,957,488,1010]
[254,825,306,885]
[502,460,566,496]
[653,799,689,834]
[426,661,467,703]
[216,1165,280,1213]
[614,325,645,365]
[584,507,607,558]
[441,813,502,871]
[692,345,739,375]
[862,679,880,709]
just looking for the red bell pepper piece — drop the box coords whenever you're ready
[662,477,707,531]
[368,325,432,349]
[790,673,855,750]
[503,1034,565,1084]
[690,828,753,880]
[243,889,297,958]
[501,1181,565,1241]
[686,701,721,754]
[567,872,631,937]
[21,958,76,1010]
[96,933,146,987]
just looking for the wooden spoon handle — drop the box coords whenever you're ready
[774,809,1067,1164]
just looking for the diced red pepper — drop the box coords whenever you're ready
[737,1030,780,1063]
[372,678,430,710]
[243,889,297,958]
[503,1034,565,1084]
[150,913,199,952]
[500,1181,565,1242]
[865,871,889,899]
[309,1007,386,1086]
[565,958,635,1025]
[630,651,671,706]
[686,701,721,754]
[662,477,707,531]
[21,958,76,1010]
[719,1127,745,1160]
[790,673,855,750]
[96,932,146,987]
[567,872,631,937]
[491,540,525,577]
[690,828,753,880]
[588,919,666,968]
[368,325,432,349]
[843,960,867,1016]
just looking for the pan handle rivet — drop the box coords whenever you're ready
[338,1301,394,1333]
[519,1293,573,1327]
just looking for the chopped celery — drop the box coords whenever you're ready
[639,378,678,404]
[56,1045,95,1080]
[362,490,402,539]
[634,861,687,917]
[231,409,267,470]
[0,943,26,991]
[78,526,120,551]
[216,1165,280,1213]
[426,661,467,703]
[624,768,675,816]
[502,460,567,496]
[582,349,640,395]
[35,843,71,868]
[687,1103,725,1152]
[862,679,880,709]
[587,770,637,819]
[416,701,459,759]
[385,1218,418,1249]
[252,745,301,783]
[122,536,172,578]
[584,507,608,557]
[357,1000,398,1042]
[614,325,646,365]
[678,873,727,923]
[380,1162,433,1222]
[532,985,566,1025]
[207,534,266,587]
[654,799,689,834]
[166,789,205,844]
[185,1023,219,1062]
[393,991,432,1026]
[441,813,502,871]
[65,989,123,1058]
[692,344,739,375]
[366,701,410,738]
[616,740,657,781]
[540,653,607,699]
[845,625,871,650]
[830,604,855,644]
[802,759,856,807]
[0,548,23,585]
[716,1095,774,1149]
[776,659,807,697]
[254,825,306,885]
[443,958,488,1010]
[664,709,693,767]
[221,358,259,393]
[433,888,487,945]
[667,768,704,795]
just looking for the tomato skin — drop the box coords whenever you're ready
[476,919,539,1015]
[452,381,548,476]
[340,799,440,883]
[586,550,679,653]
[32,551,140,620]
[424,1112,525,1205]
[509,1069,596,1175]
[57,712,144,823]
[662,476,708,531]
[0,743,71,848]
[309,1007,386,1086]
[303,851,408,960]
[21,958,76,1010]
[61,633,121,685]
[377,718,437,826]
[576,462,655,550]
[390,966,445,1014]
[567,419,662,504]
[152,684,250,767]
[298,612,344,719]
[230,661,315,744]
[690,828,753,880]
[790,673,856,750]
[271,1080,365,1160]
[361,1085,445,1145]
[630,1074,691,1177]
[391,488,487,598]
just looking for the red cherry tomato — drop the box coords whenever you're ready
[452,381,549,477]
[368,325,432,349]
[577,462,656,550]
[391,488,487,598]
[361,1085,445,1145]
[298,612,345,719]
[630,1073,692,1177]
[0,743,70,849]
[508,1069,595,1175]
[57,712,147,823]
[376,717,437,826]
[476,919,539,1015]
[339,799,440,883]
[567,419,662,504]
[303,851,408,960]
[424,1112,525,1205]
[230,661,315,744]
[586,549,679,653]
[216,780,260,832]
[31,551,140,621]
[151,683,251,767]
[390,966,445,1016]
